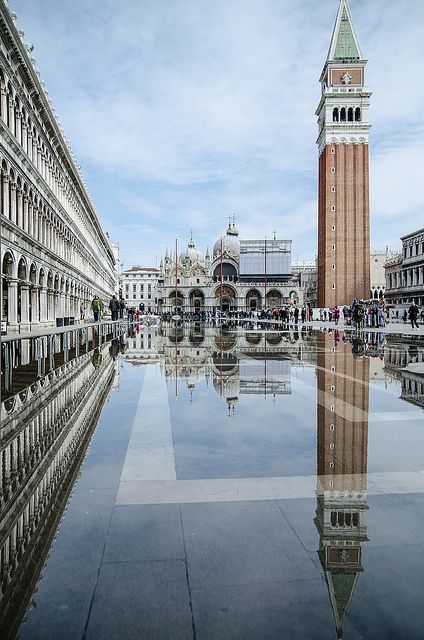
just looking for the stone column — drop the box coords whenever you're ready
[15,110,22,145]
[7,279,18,328]
[30,287,39,324]
[2,174,10,219]
[20,284,30,327]
[17,191,24,228]
[9,183,17,225]
[40,287,48,323]
[0,87,7,122]
[21,119,28,154]
[8,99,15,135]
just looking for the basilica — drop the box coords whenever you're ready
[157,220,304,314]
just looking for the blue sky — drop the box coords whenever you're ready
[10,0,424,268]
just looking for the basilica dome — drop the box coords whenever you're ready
[213,222,240,258]
[180,238,203,264]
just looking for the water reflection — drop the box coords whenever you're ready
[0,334,124,638]
[2,323,423,638]
[315,331,369,639]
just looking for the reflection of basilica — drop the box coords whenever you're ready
[315,332,369,639]
[139,324,318,412]
[0,340,117,637]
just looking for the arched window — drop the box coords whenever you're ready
[340,108,346,122]
[332,108,339,122]
[355,107,361,122]
[348,107,353,122]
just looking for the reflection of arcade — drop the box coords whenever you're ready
[383,339,424,409]
[315,332,369,639]
[0,347,116,638]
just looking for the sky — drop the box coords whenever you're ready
[9,0,424,269]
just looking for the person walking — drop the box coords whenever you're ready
[109,295,120,321]
[408,301,419,329]
[334,306,340,326]
[119,297,126,319]
[91,295,103,322]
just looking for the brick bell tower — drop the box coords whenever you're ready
[317,0,371,308]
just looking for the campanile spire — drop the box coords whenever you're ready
[316,0,371,307]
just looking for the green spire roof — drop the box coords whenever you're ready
[327,0,364,62]
[334,7,360,59]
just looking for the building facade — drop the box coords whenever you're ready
[370,250,386,300]
[0,2,117,332]
[384,228,424,306]
[157,222,304,314]
[120,266,159,313]
[316,0,371,307]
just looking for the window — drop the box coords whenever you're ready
[148,284,151,291]
[133,294,136,299]
[331,366,335,372]
[330,424,335,431]
[332,283,336,290]
[331,186,336,192]
[330,443,335,449]
[331,385,335,391]
[148,294,151,300]
[331,147,335,155]
[329,462,334,469]
[332,225,336,231]
[140,285,144,291]
[133,284,136,291]
[331,167,335,173]
[331,205,336,212]
[332,245,336,251]
[332,264,336,270]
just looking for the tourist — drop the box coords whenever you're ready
[334,306,340,325]
[109,295,120,321]
[119,297,126,318]
[408,301,419,329]
[91,295,103,322]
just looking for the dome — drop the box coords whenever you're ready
[180,238,203,264]
[213,223,240,258]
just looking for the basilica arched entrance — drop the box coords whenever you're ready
[246,289,262,311]
[214,284,237,312]
[169,290,184,312]
[189,289,204,313]
[266,289,282,308]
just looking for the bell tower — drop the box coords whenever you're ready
[317,0,371,307]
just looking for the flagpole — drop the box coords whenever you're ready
[264,235,267,311]
[220,236,223,315]
[175,236,178,313]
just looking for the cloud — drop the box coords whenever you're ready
[10,0,424,266]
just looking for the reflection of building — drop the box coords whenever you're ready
[155,324,315,412]
[1,4,118,332]
[119,266,159,313]
[384,338,424,409]
[384,227,424,306]
[316,0,371,307]
[315,332,369,639]
[0,343,116,637]
[157,221,304,313]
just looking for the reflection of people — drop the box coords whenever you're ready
[91,295,103,322]
[91,347,103,368]
[109,338,120,359]
[109,295,120,321]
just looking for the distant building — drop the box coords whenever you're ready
[370,250,386,300]
[157,221,304,313]
[120,266,159,312]
[384,228,424,306]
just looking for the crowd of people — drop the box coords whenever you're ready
[85,294,422,332]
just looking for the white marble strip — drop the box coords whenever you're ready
[116,470,424,506]
[120,364,176,482]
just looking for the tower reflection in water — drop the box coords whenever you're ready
[0,335,122,638]
[315,332,369,639]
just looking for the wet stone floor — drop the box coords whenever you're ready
[1,324,424,639]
